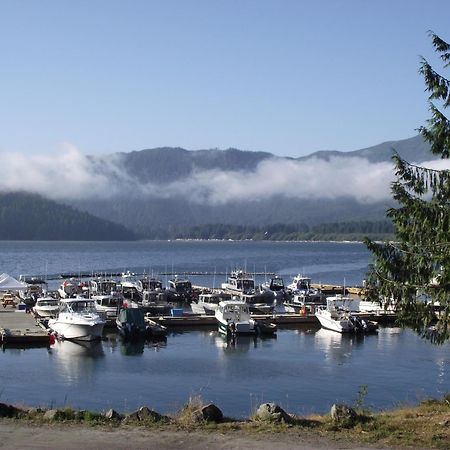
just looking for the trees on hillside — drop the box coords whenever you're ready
[365,32,450,343]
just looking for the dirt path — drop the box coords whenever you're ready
[0,421,399,450]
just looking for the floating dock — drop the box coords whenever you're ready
[0,310,51,346]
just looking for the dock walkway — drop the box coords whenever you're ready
[0,310,50,346]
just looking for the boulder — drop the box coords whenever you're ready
[192,403,223,423]
[104,408,122,420]
[254,403,291,423]
[0,403,19,418]
[43,409,59,421]
[137,406,163,422]
[330,404,358,426]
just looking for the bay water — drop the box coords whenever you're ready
[0,240,448,417]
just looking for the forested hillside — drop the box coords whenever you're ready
[0,192,136,241]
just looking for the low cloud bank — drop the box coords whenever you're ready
[1,145,449,204]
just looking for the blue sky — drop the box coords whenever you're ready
[1,0,449,158]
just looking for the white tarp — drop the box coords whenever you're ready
[0,273,28,291]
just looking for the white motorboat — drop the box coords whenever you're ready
[92,294,122,321]
[48,298,106,341]
[260,276,286,301]
[166,276,193,302]
[221,270,255,294]
[32,296,60,318]
[315,297,378,334]
[215,300,276,336]
[191,291,226,315]
[120,271,140,300]
[58,280,87,299]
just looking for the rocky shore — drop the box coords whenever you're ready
[0,395,449,449]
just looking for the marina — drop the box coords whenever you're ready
[0,240,447,419]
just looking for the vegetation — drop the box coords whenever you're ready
[0,192,136,241]
[2,394,449,449]
[365,32,450,343]
[143,220,394,241]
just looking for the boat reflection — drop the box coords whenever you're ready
[213,332,276,353]
[120,337,167,356]
[314,328,366,364]
[52,339,105,383]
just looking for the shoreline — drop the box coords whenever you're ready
[0,394,448,449]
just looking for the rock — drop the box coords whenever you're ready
[104,408,122,420]
[43,409,59,421]
[330,404,358,426]
[0,403,18,418]
[192,403,223,423]
[137,406,163,422]
[123,410,140,423]
[254,403,292,423]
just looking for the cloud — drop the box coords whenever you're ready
[1,145,449,205]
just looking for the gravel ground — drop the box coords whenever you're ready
[0,421,401,450]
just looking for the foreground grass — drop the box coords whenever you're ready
[3,396,450,449]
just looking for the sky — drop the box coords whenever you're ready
[1,0,450,159]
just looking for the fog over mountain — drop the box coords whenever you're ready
[2,135,448,236]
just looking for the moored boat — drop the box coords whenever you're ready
[48,298,105,341]
[215,299,277,337]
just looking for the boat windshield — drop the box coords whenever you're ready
[68,300,97,313]
[270,278,284,290]
[38,300,58,307]
[237,279,254,290]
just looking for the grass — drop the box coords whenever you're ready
[1,395,449,448]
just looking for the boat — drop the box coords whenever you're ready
[215,299,277,336]
[116,308,167,339]
[166,276,193,303]
[191,291,230,315]
[92,294,122,321]
[240,289,276,314]
[137,277,165,299]
[48,298,106,341]
[260,276,286,301]
[120,271,140,300]
[89,278,121,296]
[284,275,326,313]
[221,270,255,294]
[32,296,60,318]
[57,280,88,299]
[315,298,378,334]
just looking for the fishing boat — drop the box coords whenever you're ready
[315,297,378,334]
[215,299,277,337]
[191,291,229,315]
[221,270,255,294]
[48,298,106,341]
[120,271,140,300]
[116,308,167,340]
[92,294,122,321]
[260,276,286,301]
[32,296,60,318]
[166,276,193,302]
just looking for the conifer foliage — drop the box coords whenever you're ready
[365,32,450,343]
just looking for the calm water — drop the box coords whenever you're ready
[0,240,448,417]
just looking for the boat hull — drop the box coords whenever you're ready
[315,311,353,333]
[48,320,104,341]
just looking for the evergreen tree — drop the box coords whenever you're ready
[365,32,450,343]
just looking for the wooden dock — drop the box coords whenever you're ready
[0,310,51,346]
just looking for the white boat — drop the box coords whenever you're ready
[32,297,60,318]
[315,297,378,334]
[215,300,276,336]
[191,291,226,315]
[221,270,255,294]
[92,294,122,321]
[166,276,193,302]
[260,276,286,301]
[120,271,140,300]
[48,298,106,341]
[58,280,87,299]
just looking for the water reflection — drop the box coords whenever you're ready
[314,328,366,365]
[53,340,105,383]
[213,333,277,354]
[119,337,167,356]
